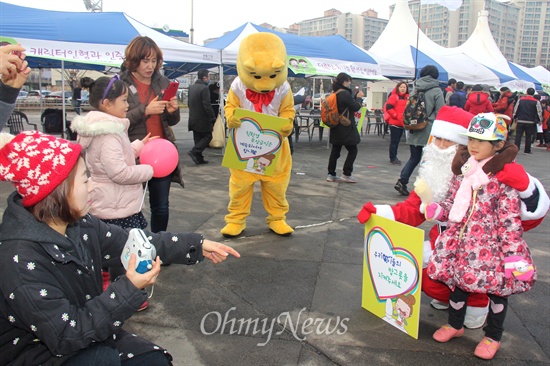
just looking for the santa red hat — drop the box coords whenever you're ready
[430,106,474,145]
[0,131,82,207]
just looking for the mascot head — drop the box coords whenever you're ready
[237,33,288,93]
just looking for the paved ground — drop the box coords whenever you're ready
[2,109,549,366]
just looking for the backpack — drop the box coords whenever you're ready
[403,91,428,130]
[321,89,351,128]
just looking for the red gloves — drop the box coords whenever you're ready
[495,163,529,192]
[358,202,377,224]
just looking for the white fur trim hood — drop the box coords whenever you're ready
[71,111,130,150]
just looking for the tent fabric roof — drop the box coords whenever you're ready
[456,10,540,89]
[0,2,220,76]
[368,0,516,85]
[205,23,387,80]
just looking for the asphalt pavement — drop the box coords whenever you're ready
[1,109,549,366]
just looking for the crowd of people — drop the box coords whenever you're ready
[1,41,549,363]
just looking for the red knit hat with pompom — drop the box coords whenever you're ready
[0,131,82,207]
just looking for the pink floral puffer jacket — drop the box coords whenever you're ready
[427,174,536,297]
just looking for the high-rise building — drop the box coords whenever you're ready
[511,0,550,67]
[296,9,388,50]
[390,0,547,67]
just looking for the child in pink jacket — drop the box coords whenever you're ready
[425,113,536,360]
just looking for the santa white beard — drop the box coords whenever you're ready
[416,142,458,203]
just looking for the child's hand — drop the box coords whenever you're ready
[145,96,168,116]
[142,133,159,144]
[126,254,161,289]
[425,203,443,221]
[202,239,241,264]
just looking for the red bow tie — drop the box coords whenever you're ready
[246,89,275,112]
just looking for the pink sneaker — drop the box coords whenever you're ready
[433,324,464,342]
[137,300,149,312]
[474,337,500,360]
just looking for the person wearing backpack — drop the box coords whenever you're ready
[492,86,515,124]
[326,72,364,183]
[449,81,467,109]
[385,82,409,165]
[394,65,444,195]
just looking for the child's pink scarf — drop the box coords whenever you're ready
[448,156,491,222]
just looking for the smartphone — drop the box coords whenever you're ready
[161,81,179,101]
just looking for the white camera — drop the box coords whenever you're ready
[121,228,157,274]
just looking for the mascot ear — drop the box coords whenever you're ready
[242,58,256,72]
[272,58,286,70]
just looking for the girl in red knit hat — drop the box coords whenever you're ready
[0,131,240,365]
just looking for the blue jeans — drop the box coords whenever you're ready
[148,175,172,232]
[389,126,404,161]
[399,144,423,185]
[63,344,171,366]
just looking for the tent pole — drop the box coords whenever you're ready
[414,0,421,79]
[219,50,227,154]
[61,60,66,139]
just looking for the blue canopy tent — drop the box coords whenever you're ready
[0,2,220,77]
[204,23,387,81]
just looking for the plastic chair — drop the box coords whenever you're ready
[41,109,65,134]
[309,109,324,141]
[6,111,37,134]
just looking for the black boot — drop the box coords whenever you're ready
[394,179,409,196]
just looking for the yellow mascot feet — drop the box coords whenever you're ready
[268,221,294,236]
[221,223,246,238]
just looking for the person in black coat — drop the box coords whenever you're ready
[188,69,216,164]
[326,72,364,183]
[0,131,240,366]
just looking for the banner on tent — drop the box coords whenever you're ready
[1,37,124,67]
[288,56,386,80]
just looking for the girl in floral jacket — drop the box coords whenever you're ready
[424,113,536,360]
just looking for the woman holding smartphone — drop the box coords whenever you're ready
[121,36,183,233]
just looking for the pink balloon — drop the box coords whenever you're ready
[140,139,179,178]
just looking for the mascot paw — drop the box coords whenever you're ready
[221,223,246,238]
[280,123,294,138]
[268,221,294,236]
[227,116,242,129]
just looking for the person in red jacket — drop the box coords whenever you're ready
[464,84,494,115]
[385,82,409,165]
[357,106,549,330]
[491,86,515,124]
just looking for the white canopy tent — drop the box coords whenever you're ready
[368,0,516,85]
[455,10,540,91]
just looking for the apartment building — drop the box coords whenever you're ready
[391,0,547,67]
[296,9,388,50]
[204,1,547,68]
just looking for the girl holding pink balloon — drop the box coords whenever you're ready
[71,75,156,231]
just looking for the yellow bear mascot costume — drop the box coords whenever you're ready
[221,32,295,237]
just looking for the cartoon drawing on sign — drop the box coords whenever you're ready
[383,294,416,333]
[245,153,276,175]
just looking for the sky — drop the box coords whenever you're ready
[4,0,396,45]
